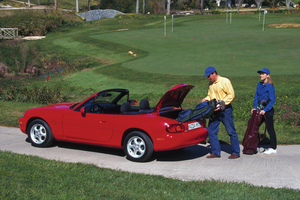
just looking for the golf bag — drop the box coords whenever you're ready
[242,109,267,155]
[177,99,218,122]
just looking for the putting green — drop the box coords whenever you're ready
[89,14,300,76]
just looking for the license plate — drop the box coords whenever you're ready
[188,122,201,130]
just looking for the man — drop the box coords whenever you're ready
[202,66,240,159]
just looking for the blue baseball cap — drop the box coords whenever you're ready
[203,66,216,77]
[257,68,271,75]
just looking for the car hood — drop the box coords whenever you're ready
[152,84,194,112]
[43,102,75,108]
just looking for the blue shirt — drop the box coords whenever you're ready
[253,82,275,112]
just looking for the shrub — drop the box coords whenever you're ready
[275,96,300,126]
[0,9,83,36]
[0,85,66,104]
[212,11,221,14]
[232,95,300,127]
[0,40,42,76]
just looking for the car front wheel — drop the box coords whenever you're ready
[124,131,153,162]
[28,119,54,147]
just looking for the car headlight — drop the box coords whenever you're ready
[21,112,25,118]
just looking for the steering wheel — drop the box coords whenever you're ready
[90,104,103,113]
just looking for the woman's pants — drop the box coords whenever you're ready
[261,108,277,149]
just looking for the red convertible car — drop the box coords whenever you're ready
[19,84,208,162]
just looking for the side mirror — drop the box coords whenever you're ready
[128,99,138,106]
[80,107,86,117]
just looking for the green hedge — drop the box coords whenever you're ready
[233,95,300,127]
[211,9,300,15]
[0,10,83,36]
[0,86,66,104]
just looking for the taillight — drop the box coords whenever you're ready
[165,124,185,133]
[200,119,206,128]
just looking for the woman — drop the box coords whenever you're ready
[251,68,277,154]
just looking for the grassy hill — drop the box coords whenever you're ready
[0,12,299,143]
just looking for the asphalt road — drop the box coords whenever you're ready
[1,126,299,190]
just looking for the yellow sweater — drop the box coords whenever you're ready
[204,76,235,105]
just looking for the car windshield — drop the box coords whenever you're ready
[74,90,129,112]
[69,103,79,110]
[94,91,127,104]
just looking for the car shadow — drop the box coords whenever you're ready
[55,141,126,157]
[154,145,210,161]
[25,138,126,158]
[25,138,243,162]
[154,141,234,162]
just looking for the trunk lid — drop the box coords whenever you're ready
[152,84,194,113]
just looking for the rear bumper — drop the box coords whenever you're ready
[153,128,208,151]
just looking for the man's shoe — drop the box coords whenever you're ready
[264,148,277,154]
[228,154,240,159]
[206,153,221,158]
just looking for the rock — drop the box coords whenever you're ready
[0,62,8,76]
[76,9,124,22]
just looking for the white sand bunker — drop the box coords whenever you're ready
[268,23,300,28]
[23,36,46,40]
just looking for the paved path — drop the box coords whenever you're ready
[1,126,299,190]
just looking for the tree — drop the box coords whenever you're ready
[76,0,79,12]
[236,0,243,12]
[136,0,140,13]
[88,0,91,11]
[255,0,264,10]
[167,0,170,14]
[143,0,146,14]
[200,0,204,15]
[20,43,29,73]
[157,0,165,14]
[270,0,280,12]
[28,0,30,7]
[285,0,291,10]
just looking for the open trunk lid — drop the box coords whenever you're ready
[152,84,194,113]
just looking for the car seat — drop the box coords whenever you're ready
[120,102,131,113]
[139,99,150,110]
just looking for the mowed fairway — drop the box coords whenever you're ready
[32,13,299,142]
[38,13,300,99]
[1,12,300,199]
[87,14,300,76]
[2,13,299,130]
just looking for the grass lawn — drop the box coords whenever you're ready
[1,13,299,141]
[90,14,300,76]
[21,14,300,93]
[1,151,299,199]
[1,12,300,198]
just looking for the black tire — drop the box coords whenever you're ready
[123,131,153,162]
[27,119,54,147]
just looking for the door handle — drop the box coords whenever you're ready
[100,121,107,123]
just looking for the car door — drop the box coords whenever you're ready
[62,109,114,142]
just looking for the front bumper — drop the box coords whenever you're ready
[19,117,27,134]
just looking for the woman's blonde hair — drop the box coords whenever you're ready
[267,74,274,85]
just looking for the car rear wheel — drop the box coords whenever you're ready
[28,119,54,147]
[124,131,153,162]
